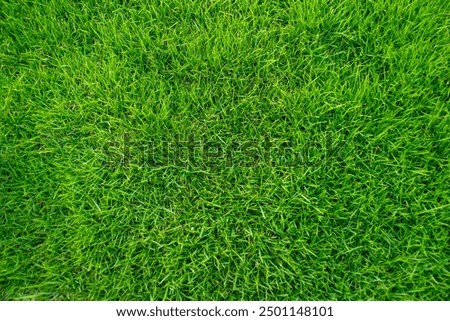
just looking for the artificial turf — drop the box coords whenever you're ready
[1,0,449,300]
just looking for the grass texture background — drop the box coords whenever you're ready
[1,0,450,300]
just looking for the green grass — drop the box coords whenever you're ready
[1,0,450,300]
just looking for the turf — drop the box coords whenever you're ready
[1,0,450,300]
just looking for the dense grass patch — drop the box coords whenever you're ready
[1,0,449,300]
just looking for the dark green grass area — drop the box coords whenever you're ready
[1,0,450,300]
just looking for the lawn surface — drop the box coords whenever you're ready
[1,0,450,300]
